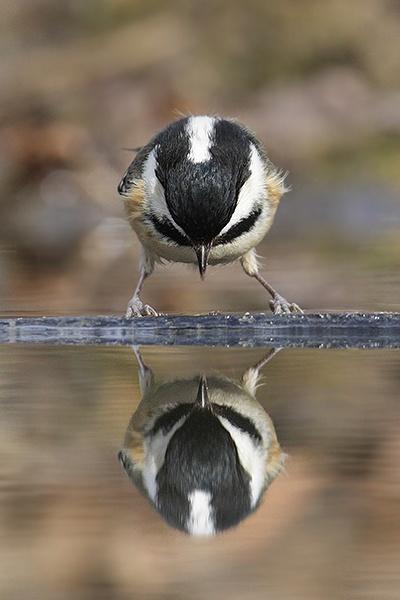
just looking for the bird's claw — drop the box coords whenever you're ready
[269,294,303,315]
[125,296,158,318]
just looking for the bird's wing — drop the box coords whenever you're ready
[117,142,154,197]
[117,143,155,219]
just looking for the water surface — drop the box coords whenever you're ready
[1,344,399,599]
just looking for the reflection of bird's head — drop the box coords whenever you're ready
[119,375,284,536]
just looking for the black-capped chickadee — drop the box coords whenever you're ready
[118,115,302,316]
[119,347,285,536]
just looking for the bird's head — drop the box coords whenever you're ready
[141,116,271,278]
[119,374,285,536]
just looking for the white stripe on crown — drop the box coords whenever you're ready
[187,116,216,163]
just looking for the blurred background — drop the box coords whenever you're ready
[1,0,399,316]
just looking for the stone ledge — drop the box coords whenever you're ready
[1,312,399,349]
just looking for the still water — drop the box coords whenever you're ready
[1,344,399,599]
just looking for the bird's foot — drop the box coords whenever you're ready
[125,296,158,318]
[269,294,303,315]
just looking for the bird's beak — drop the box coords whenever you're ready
[195,375,211,410]
[195,244,211,279]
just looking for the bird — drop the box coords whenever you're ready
[119,347,285,536]
[117,115,302,317]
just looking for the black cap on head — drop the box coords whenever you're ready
[153,117,254,277]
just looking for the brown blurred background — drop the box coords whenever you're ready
[1,0,399,316]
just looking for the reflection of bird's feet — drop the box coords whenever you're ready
[269,294,303,315]
[125,296,158,318]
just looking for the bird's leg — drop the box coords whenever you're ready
[132,346,154,395]
[251,347,282,372]
[254,272,303,314]
[240,249,303,315]
[241,348,282,396]
[126,250,158,317]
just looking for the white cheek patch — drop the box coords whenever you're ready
[187,490,215,536]
[187,116,216,163]
[142,416,186,502]
[218,417,266,508]
[142,148,187,237]
[219,143,266,235]
[142,147,166,217]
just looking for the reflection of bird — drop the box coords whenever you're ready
[118,115,302,316]
[119,348,285,536]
